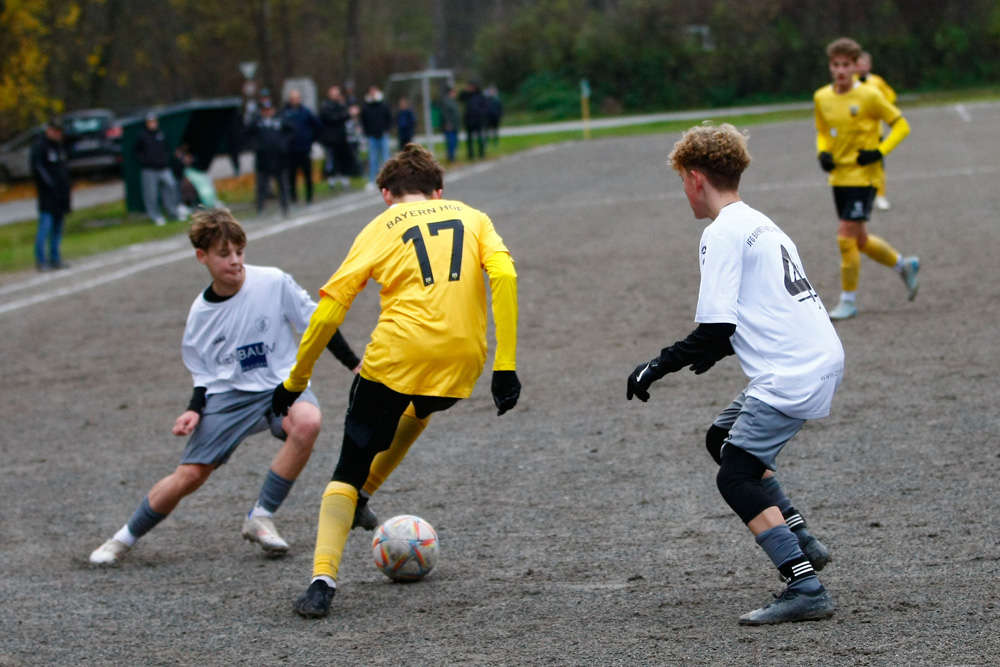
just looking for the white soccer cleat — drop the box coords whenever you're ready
[827,299,858,320]
[241,516,289,555]
[874,195,891,211]
[89,538,131,566]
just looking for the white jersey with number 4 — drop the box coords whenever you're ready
[182,265,316,396]
[695,201,844,419]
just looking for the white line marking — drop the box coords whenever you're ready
[955,104,972,122]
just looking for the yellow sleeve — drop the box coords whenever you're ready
[814,95,832,154]
[285,296,348,391]
[484,251,517,371]
[878,116,909,156]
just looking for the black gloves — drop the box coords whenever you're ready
[856,148,882,166]
[818,152,835,172]
[271,382,302,417]
[491,370,521,416]
[627,323,737,402]
[626,358,668,402]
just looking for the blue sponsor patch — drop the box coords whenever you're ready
[237,342,269,372]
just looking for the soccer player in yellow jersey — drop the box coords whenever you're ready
[814,37,920,320]
[272,143,521,618]
[856,50,897,210]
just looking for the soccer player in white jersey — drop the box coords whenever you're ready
[627,124,845,625]
[89,209,360,566]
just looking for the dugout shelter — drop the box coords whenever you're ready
[118,98,241,214]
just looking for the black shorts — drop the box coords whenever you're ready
[833,186,875,222]
[332,375,459,488]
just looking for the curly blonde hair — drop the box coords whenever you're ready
[668,122,750,191]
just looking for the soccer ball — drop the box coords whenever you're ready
[372,514,439,582]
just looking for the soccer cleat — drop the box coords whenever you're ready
[738,586,835,626]
[900,256,920,301]
[89,538,131,566]
[874,195,891,211]
[241,516,289,555]
[800,534,832,572]
[352,501,379,531]
[294,579,336,618]
[828,299,858,320]
[153,217,166,226]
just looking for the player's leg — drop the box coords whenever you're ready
[89,463,214,566]
[355,396,461,530]
[713,397,833,625]
[241,390,323,555]
[857,229,920,302]
[707,397,830,570]
[295,377,411,618]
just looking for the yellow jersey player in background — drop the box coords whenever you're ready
[814,37,919,320]
[272,143,521,618]
[856,50,897,211]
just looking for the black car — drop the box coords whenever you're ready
[62,108,123,177]
[0,109,123,183]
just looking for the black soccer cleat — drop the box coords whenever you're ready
[294,579,336,618]
[738,586,835,626]
[800,534,832,572]
[352,499,379,531]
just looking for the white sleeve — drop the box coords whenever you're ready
[181,325,213,388]
[695,228,741,325]
[281,271,318,333]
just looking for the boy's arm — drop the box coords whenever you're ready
[484,251,520,415]
[326,329,361,371]
[814,97,835,171]
[285,296,349,391]
[878,116,909,156]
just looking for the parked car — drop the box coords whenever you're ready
[0,109,123,183]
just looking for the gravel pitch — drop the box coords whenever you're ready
[2,103,999,666]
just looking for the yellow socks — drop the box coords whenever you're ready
[363,409,429,497]
[860,234,900,268]
[312,481,357,580]
[838,237,860,293]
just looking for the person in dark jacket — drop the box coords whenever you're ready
[133,112,184,225]
[319,85,358,189]
[459,81,488,160]
[282,89,321,205]
[246,100,293,216]
[30,119,72,271]
[395,97,417,151]
[484,85,504,147]
[360,86,392,190]
[440,87,461,163]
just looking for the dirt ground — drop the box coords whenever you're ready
[2,102,999,666]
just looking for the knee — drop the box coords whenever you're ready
[706,425,728,466]
[716,447,772,525]
[286,406,322,445]
[175,464,212,494]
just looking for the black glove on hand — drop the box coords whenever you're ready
[856,148,882,166]
[627,358,668,402]
[271,382,302,417]
[818,152,835,172]
[491,370,521,416]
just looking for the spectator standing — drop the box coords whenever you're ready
[319,85,358,190]
[459,80,487,160]
[395,97,417,151]
[134,112,185,226]
[440,87,461,163]
[247,100,292,217]
[30,118,72,271]
[360,86,392,191]
[282,89,321,205]
[484,85,504,147]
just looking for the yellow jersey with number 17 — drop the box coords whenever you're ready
[321,198,511,398]
[814,82,902,187]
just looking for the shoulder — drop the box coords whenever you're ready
[813,85,832,101]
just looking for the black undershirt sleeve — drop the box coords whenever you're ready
[187,386,208,415]
[656,322,736,374]
[326,329,361,370]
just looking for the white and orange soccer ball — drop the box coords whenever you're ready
[371,515,439,582]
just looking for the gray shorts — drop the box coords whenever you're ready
[180,388,319,467]
[713,392,805,471]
